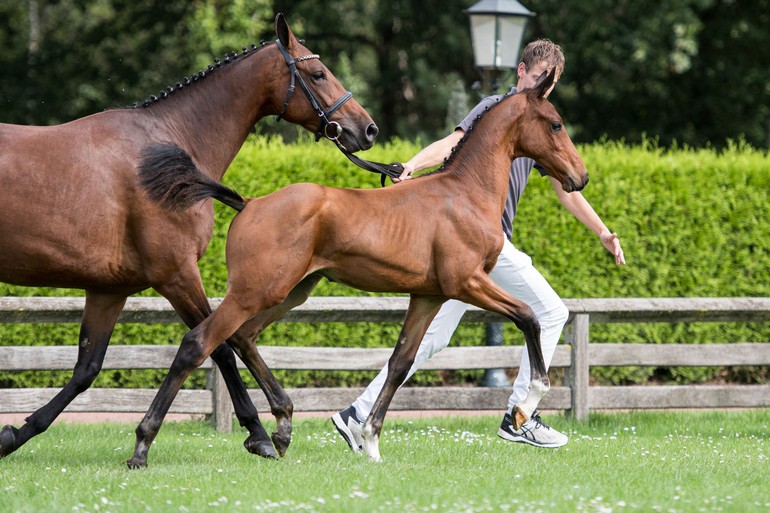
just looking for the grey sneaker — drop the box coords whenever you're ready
[331,406,363,452]
[498,410,568,448]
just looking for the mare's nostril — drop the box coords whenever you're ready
[366,123,379,142]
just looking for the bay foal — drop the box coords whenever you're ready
[130,69,587,465]
[0,14,376,461]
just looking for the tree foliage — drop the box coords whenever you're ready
[0,0,270,124]
[0,0,767,147]
[529,0,770,147]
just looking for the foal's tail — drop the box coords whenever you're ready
[138,144,246,212]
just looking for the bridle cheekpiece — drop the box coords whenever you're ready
[274,39,353,143]
[274,39,403,186]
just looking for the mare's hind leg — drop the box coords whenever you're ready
[0,292,127,458]
[229,275,323,457]
[458,271,548,429]
[156,270,278,460]
[128,294,257,468]
[362,295,445,461]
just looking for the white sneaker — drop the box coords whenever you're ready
[497,410,568,448]
[331,406,363,452]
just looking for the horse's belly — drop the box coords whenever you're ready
[0,226,146,290]
[321,258,438,295]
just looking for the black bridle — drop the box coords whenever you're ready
[274,39,403,186]
[275,39,352,142]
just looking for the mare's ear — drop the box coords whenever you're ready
[275,13,298,49]
[533,68,556,99]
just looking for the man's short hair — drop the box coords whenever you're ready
[521,39,565,76]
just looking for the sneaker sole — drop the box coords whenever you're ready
[331,413,362,453]
[497,428,567,448]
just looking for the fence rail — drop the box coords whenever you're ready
[1,296,769,431]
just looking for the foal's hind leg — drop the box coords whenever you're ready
[229,275,323,457]
[362,295,445,461]
[156,272,278,460]
[1,292,126,458]
[128,295,256,468]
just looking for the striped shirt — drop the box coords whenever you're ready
[457,91,547,240]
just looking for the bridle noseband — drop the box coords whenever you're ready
[274,39,404,186]
[274,39,353,143]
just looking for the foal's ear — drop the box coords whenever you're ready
[533,68,556,99]
[275,13,298,49]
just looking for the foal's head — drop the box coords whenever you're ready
[272,14,378,151]
[515,69,588,193]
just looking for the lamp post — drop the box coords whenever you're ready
[466,0,534,387]
[465,0,534,94]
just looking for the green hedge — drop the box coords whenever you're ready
[1,135,768,389]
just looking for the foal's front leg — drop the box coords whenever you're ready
[460,272,549,429]
[362,295,445,461]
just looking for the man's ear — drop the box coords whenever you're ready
[516,62,527,81]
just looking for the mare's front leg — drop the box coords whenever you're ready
[1,292,126,458]
[127,296,253,468]
[362,295,445,462]
[460,272,549,429]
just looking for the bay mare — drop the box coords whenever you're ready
[0,14,377,461]
[128,68,587,466]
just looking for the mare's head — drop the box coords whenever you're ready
[272,14,378,151]
[515,69,588,192]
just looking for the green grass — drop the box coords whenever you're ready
[1,410,768,512]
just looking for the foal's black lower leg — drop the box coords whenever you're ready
[209,342,278,459]
[0,292,126,458]
[229,332,293,457]
[128,327,212,468]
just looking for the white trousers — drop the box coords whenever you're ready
[351,238,569,418]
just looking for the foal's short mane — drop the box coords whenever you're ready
[422,89,517,178]
[130,41,272,109]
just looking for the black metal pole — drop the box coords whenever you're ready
[481,322,510,387]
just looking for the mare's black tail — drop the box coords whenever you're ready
[138,143,246,212]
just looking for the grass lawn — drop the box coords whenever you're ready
[0,410,768,512]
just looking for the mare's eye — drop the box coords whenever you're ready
[312,71,326,81]
[551,122,562,131]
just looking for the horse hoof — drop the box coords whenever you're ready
[271,431,291,458]
[244,436,279,460]
[0,425,19,458]
[512,406,529,430]
[126,456,147,469]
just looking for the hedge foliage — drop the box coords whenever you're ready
[1,135,768,390]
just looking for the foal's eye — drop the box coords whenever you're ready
[551,122,562,132]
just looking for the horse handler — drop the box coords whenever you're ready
[333,39,625,450]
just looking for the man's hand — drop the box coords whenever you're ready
[600,231,626,265]
[392,162,415,183]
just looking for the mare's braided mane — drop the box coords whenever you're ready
[131,41,272,109]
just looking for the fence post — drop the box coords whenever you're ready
[206,365,233,432]
[564,313,590,421]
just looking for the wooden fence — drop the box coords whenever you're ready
[1,296,769,431]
